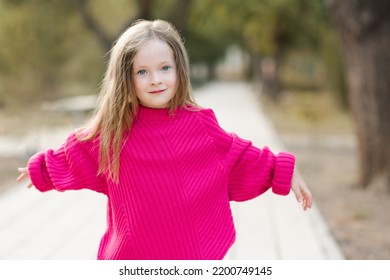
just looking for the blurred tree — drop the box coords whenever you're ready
[319,29,348,109]
[0,0,74,104]
[186,0,236,79]
[0,0,348,111]
[325,0,390,190]
[71,0,194,52]
[0,0,197,106]
[71,0,227,80]
[214,0,330,99]
[70,0,113,51]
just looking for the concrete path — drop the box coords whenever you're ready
[0,81,344,260]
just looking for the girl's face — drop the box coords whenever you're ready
[132,38,177,109]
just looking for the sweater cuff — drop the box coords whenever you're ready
[271,152,295,196]
[28,152,54,192]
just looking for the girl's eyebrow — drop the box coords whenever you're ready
[159,60,174,64]
[133,60,175,69]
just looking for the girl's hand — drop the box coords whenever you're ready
[291,169,313,211]
[16,167,33,188]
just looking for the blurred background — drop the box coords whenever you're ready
[0,0,389,259]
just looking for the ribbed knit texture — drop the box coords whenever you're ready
[28,105,295,260]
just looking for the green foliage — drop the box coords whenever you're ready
[0,0,123,105]
[0,3,69,73]
[185,0,343,97]
[0,0,346,108]
[0,0,74,105]
[319,29,349,109]
[225,0,328,55]
[185,0,230,63]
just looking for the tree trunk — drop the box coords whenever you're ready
[71,0,113,51]
[167,0,194,34]
[72,0,156,51]
[325,0,390,190]
[118,0,155,37]
[73,0,193,52]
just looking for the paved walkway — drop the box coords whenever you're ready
[0,81,344,260]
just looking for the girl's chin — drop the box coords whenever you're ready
[140,103,170,109]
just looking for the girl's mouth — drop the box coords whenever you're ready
[149,89,165,94]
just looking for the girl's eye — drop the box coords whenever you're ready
[136,70,146,75]
[162,66,171,71]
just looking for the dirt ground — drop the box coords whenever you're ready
[1,92,390,259]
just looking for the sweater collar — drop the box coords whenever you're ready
[136,105,184,121]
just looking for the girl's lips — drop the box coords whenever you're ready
[149,89,165,94]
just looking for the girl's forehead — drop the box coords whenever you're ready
[133,39,175,65]
[139,38,172,52]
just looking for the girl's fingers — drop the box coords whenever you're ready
[16,173,23,182]
[16,172,27,182]
[17,167,33,188]
[302,189,313,210]
[294,188,303,203]
[17,167,29,174]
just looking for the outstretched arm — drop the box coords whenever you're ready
[15,133,108,194]
[291,169,313,211]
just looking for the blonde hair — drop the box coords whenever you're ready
[80,19,197,182]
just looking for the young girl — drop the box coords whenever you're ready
[17,19,312,260]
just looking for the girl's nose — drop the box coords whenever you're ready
[150,72,162,85]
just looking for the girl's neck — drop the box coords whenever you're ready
[136,104,183,121]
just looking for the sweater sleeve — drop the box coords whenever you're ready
[197,108,295,202]
[27,132,108,195]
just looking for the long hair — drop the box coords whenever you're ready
[79,19,197,182]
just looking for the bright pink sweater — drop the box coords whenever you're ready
[28,105,295,260]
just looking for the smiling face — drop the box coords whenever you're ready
[132,38,177,109]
